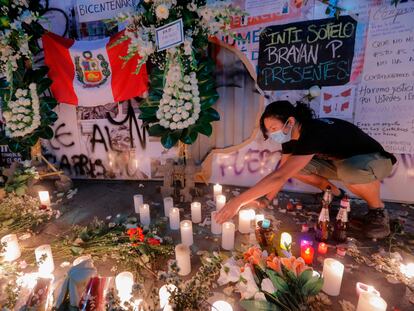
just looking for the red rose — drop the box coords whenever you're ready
[147,238,161,245]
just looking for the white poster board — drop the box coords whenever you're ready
[362,2,414,83]
[76,0,137,23]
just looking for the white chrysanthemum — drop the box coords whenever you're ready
[163,105,170,112]
[155,4,169,20]
[170,107,176,114]
[170,122,177,130]
[181,111,189,119]
[183,120,189,128]
[177,107,183,113]
[184,75,190,83]
[165,112,172,119]
[176,121,184,129]
[184,102,192,110]
[172,114,181,122]
[188,117,196,125]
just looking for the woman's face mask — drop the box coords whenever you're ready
[269,120,293,144]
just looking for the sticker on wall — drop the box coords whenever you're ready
[318,85,355,119]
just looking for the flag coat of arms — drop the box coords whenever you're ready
[42,31,148,106]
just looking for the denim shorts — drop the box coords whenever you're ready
[299,153,394,184]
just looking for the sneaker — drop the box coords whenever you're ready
[351,209,390,239]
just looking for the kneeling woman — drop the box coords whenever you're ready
[215,101,396,239]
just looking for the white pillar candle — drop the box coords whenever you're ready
[222,222,235,250]
[215,194,226,211]
[238,209,255,234]
[159,284,177,308]
[211,211,222,234]
[169,207,180,230]
[115,271,134,302]
[191,202,202,223]
[35,244,54,276]
[139,203,151,225]
[163,197,174,217]
[73,255,92,266]
[255,214,265,225]
[175,244,191,276]
[211,300,233,311]
[38,191,51,208]
[213,183,222,198]
[322,258,344,296]
[280,232,292,250]
[356,291,387,311]
[133,194,143,214]
[180,220,193,246]
[1,234,21,262]
[400,263,414,278]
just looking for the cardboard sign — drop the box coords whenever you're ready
[257,15,357,90]
[155,19,184,51]
[76,0,137,23]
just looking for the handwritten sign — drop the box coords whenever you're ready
[76,0,137,23]
[362,2,414,83]
[257,15,357,90]
[156,19,184,51]
[319,85,355,119]
[354,81,414,154]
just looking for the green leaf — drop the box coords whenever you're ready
[298,269,313,286]
[266,269,289,293]
[37,78,53,94]
[161,131,179,149]
[200,108,220,122]
[302,276,324,296]
[40,126,54,139]
[148,124,167,137]
[70,246,84,256]
[15,185,27,196]
[195,122,212,137]
[180,127,198,145]
[239,300,280,311]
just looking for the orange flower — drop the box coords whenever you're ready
[243,246,263,266]
[266,253,282,275]
[280,256,311,276]
[127,227,144,242]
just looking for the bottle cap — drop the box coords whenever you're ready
[262,219,271,229]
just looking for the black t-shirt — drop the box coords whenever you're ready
[282,118,397,164]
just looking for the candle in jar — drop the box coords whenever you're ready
[318,242,328,255]
[280,232,292,250]
[180,220,193,246]
[301,246,314,265]
[356,291,387,311]
[222,222,235,250]
[1,234,21,262]
[211,211,222,234]
[35,244,54,276]
[159,284,177,309]
[38,191,51,208]
[400,263,414,278]
[191,202,202,223]
[356,282,380,297]
[213,183,222,198]
[216,194,226,210]
[211,300,233,311]
[139,203,151,225]
[300,239,312,248]
[115,271,134,302]
[169,207,180,230]
[175,244,191,276]
[239,209,255,234]
[163,197,174,217]
[133,194,143,214]
[322,258,344,296]
[255,214,264,225]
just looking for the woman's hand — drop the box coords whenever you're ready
[215,197,243,224]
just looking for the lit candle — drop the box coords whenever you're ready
[180,220,193,246]
[238,209,255,234]
[159,284,177,309]
[356,291,387,311]
[222,222,235,250]
[318,242,328,255]
[175,243,191,276]
[255,214,264,225]
[191,202,202,224]
[169,207,180,230]
[215,194,226,210]
[300,240,312,248]
[139,203,151,225]
[35,244,54,276]
[400,263,414,278]
[115,271,133,302]
[213,183,222,198]
[301,246,314,265]
[211,300,233,311]
[280,232,292,250]
[163,197,174,217]
[211,211,222,235]
[133,194,143,214]
[322,258,344,296]
[38,191,51,208]
[1,234,21,262]
[356,282,380,297]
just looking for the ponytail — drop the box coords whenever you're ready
[260,100,315,139]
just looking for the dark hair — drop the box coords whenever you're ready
[259,101,315,139]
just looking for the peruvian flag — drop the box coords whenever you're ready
[42,31,148,106]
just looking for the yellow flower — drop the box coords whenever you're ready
[156,4,169,20]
